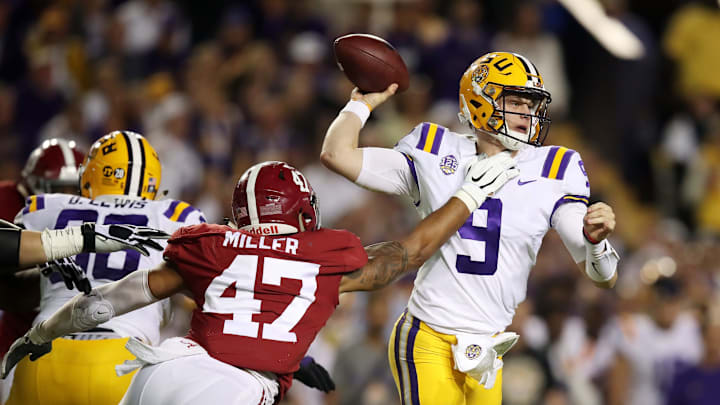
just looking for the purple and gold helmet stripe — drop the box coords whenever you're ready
[542,146,575,180]
[415,122,445,155]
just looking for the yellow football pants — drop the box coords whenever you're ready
[388,311,502,405]
[6,337,137,405]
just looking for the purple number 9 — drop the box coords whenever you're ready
[456,198,502,276]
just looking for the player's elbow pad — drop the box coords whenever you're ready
[584,239,619,282]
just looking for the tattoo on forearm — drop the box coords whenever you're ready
[351,241,408,290]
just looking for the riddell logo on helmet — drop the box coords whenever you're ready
[245,225,280,235]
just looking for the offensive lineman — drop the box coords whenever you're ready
[321,52,619,404]
[1,157,518,404]
[6,131,205,405]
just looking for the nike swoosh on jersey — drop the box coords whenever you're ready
[517,179,537,186]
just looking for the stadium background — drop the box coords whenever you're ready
[0,0,719,404]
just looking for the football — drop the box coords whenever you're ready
[333,33,409,93]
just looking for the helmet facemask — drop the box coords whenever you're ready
[491,88,552,150]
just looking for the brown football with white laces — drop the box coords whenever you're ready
[333,33,409,93]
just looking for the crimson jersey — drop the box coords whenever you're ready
[0,180,35,355]
[163,223,368,396]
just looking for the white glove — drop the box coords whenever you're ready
[452,331,519,389]
[82,223,169,256]
[41,224,171,262]
[453,151,520,212]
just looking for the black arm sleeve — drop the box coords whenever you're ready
[0,228,21,271]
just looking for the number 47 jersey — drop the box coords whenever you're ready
[163,223,368,395]
[394,122,590,335]
[16,193,206,344]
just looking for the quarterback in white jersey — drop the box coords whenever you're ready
[8,131,205,405]
[322,52,619,405]
[393,125,591,335]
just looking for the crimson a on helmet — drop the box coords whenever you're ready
[231,161,320,235]
[20,138,84,196]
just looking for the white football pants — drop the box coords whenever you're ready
[119,354,278,405]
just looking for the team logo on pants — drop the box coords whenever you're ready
[465,344,482,360]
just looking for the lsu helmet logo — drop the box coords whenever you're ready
[471,65,489,85]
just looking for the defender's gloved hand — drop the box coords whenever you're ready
[293,356,335,392]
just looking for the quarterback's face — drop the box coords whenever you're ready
[502,94,535,136]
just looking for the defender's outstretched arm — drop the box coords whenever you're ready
[1,261,184,378]
[339,197,470,293]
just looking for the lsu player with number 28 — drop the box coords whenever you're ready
[8,131,205,405]
[321,52,620,404]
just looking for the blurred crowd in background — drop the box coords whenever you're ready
[0,0,719,404]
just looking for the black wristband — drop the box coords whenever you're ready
[0,228,22,270]
[80,224,95,253]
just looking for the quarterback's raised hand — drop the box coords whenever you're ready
[293,356,335,392]
[350,83,398,110]
[453,151,520,212]
[1,328,51,379]
[583,202,616,243]
[81,223,170,256]
[40,257,91,295]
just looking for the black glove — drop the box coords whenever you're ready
[40,257,91,295]
[293,356,335,393]
[81,223,170,256]
[1,330,51,379]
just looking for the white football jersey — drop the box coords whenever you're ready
[17,193,206,344]
[394,122,590,334]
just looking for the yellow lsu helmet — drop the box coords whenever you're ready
[79,131,161,200]
[459,51,552,150]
